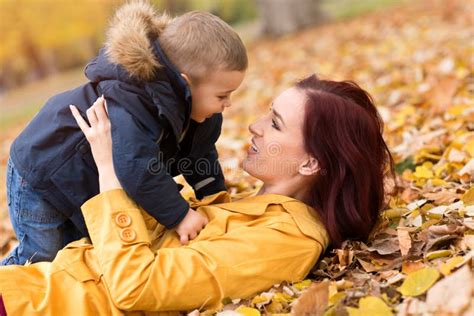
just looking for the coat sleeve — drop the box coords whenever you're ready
[104,85,189,228]
[181,115,226,199]
[81,189,323,312]
[181,145,226,199]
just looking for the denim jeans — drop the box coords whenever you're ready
[1,157,83,265]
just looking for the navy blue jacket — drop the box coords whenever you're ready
[10,41,226,234]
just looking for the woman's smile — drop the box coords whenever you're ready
[248,137,259,155]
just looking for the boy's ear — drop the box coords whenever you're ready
[180,73,192,87]
[298,156,319,176]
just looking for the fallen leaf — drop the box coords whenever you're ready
[346,296,393,316]
[291,280,329,316]
[461,186,474,205]
[401,261,426,274]
[439,256,465,276]
[397,228,412,256]
[397,267,440,296]
[235,306,260,316]
[425,249,453,260]
[426,265,472,314]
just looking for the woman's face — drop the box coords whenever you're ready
[243,87,311,183]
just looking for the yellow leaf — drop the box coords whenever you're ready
[273,292,294,303]
[461,187,474,205]
[413,165,434,179]
[431,178,448,186]
[327,282,339,299]
[251,295,269,305]
[293,279,312,290]
[440,256,465,276]
[397,267,440,296]
[328,292,346,306]
[425,249,453,260]
[266,301,283,313]
[346,296,393,316]
[383,208,408,219]
[447,104,469,116]
[434,163,448,177]
[235,306,261,316]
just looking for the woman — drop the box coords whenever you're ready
[0,75,394,315]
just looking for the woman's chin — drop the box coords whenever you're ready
[242,155,260,179]
[242,156,252,173]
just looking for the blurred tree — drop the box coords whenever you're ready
[0,0,115,88]
[256,0,325,36]
[0,0,257,91]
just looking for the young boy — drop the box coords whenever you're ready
[2,1,247,265]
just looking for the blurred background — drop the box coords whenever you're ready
[0,0,404,93]
[1,0,473,259]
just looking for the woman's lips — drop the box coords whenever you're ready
[248,138,259,155]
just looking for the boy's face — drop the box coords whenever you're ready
[183,70,245,123]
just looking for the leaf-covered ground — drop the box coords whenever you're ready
[1,0,473,315]
[203,0,473,315]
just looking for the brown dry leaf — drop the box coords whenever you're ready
[337,249,354,269]
[401,261,426,274]
[424,76,461,114]
[397,228,412,256]
[291,280,329,316]
[426,265,473,314]
[422,190,460,205]
[428,224,465,236]
[365,237,400,256]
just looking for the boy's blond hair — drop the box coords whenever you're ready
[105,1,247,83]
[160,11,248,83]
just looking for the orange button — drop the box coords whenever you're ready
[115,213,132,228]
[119,228,136,242]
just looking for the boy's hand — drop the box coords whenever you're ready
[175,208,209,245]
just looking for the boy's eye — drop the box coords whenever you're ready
[218,95,228,100]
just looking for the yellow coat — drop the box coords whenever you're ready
[0,189,329,315]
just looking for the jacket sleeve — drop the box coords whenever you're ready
[104,85,189,228]
[81,189,323,312]
[181,145,226,199]
[181,115,226,199]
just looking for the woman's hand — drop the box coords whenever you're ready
[70,96,122,192]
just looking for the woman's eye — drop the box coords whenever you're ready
[218,96,227,100]
[271,118,280,130]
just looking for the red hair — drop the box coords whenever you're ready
[296,74,395,248]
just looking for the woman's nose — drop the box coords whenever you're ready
[249,120,263,136]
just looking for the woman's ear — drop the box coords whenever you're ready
[180,73,192,87]
[299,157,319,176]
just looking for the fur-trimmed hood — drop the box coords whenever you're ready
[104,1,170,81]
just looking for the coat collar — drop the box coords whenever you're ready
[191,191,330,248]
[149,40,192,142]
